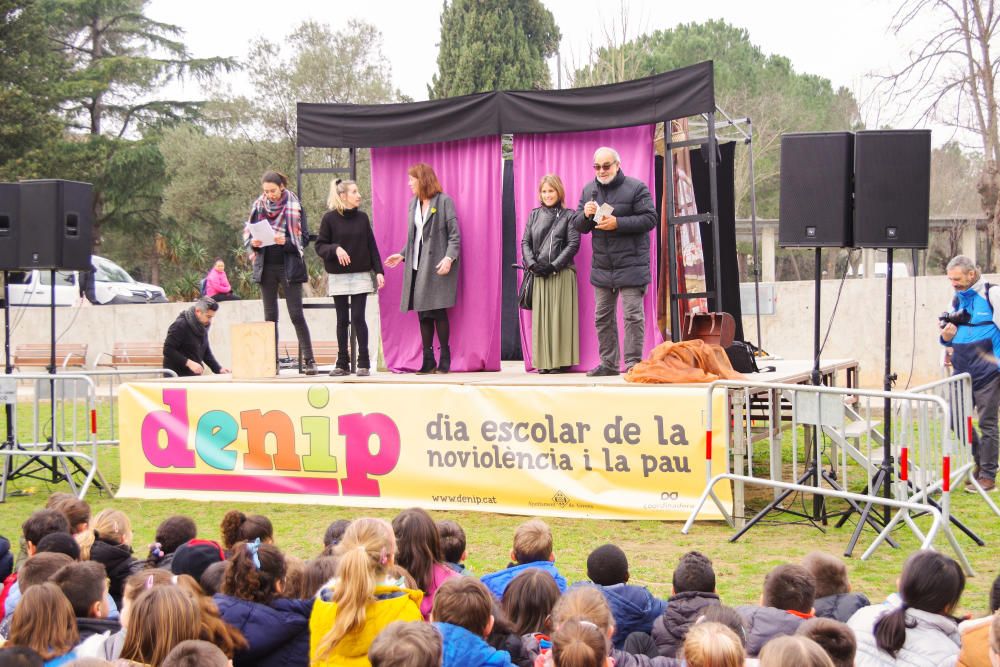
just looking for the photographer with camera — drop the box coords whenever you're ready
[940,255,1000,492]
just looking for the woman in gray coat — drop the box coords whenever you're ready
[384,163,460,373]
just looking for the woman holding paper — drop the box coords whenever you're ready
[244,170,318,375]
[521,174,580,373]
[384,163,460,374]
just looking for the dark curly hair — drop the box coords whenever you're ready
[220,510,273,550]
[221,540,286,605]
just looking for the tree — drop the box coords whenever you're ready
[429,0,561,98]
[875,0,1000,268]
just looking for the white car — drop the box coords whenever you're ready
[4,255,168,306]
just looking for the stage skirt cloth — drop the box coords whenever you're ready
[532,268,579,370]
[327,271,374,296]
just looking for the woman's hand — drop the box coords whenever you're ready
[251,239,263,248]
[274,232,286,245]
[385,253,404,268]
[376,274,385,290]
[436,257,453,275]
[336,247,351,266]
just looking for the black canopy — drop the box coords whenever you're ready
[297,61,714,148]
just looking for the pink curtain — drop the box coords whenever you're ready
[371,136,503,372]
[513,126,662,371]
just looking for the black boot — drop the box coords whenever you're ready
[436,345,451,374]
[416,347,437,374]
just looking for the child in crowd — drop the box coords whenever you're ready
[220,511,273,552]
[0,535,11,584]
[146,516,197,570]
[0,646,44,666]
[299,556,340,600]
[198,561,226,595]
[796,618,856,667]
[310,517,423,666]
[170,539,225,583]
[651,551,720,658]
[758,635,833,667]
[802,551,870,623]
[215,539,311,667]
[34,534,79,561]
[172,574,246,660]
[49,561,119,657]
[550,619,613,667]
[437,520,469,575]
[100,569,175,661]
[162,639,230,667]
[117,586,201,667]
[698,605,748,651]
[482,519,567,599]
[736,564,816,657]
[584,544,664,649]
[7,583,79,665]
[48,497,90,537]
[503,568,560,639]
[2,509,71,621]
[679,621,744,667]
[848,550,965,666]
[282,554,306,599]
[958,572,1000,666]
[0,553,74,640]
[368,620,443,667]
[85,510,143,609]
[323,520,351,556]
[393,508,459,619]
[431,576,513,667]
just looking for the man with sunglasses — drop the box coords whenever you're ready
[572,147,658,376]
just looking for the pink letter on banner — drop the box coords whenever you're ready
[140,388,195,468]
[370,136,503,372]
[513,126,661,371]
[340,413,401,497]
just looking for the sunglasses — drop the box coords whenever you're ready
[592,161,617,171]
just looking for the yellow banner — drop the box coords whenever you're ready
[117,382,730,520]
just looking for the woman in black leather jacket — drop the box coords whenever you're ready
[520,174,581,373]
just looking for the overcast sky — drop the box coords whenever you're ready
[146,0,953,141]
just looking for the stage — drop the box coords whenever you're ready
[116,358,857,521]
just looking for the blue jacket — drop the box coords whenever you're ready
[214,593,313,667]
[942,279,1000,389]
[0,536,11,583]
[580,582,666,648]
[435,622,514,667]
[481,561,567,599]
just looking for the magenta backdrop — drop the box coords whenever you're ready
[513,126,662,371]
[370,136,503,372]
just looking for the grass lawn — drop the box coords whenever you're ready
[1,399,997,617]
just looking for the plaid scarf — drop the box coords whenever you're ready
[244,189,304,254]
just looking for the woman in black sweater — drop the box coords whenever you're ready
[315,179,384,376]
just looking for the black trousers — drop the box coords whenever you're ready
[260,264,314,361]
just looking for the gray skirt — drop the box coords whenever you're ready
[327,271,374,296]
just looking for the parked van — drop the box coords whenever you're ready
[4,255,167,306]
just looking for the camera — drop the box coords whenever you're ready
[939,309,971,327]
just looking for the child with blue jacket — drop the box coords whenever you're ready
[432,577,514,667]
[481,519,567,599]
[583,544,665,649]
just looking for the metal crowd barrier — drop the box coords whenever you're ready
[0,372,105,501]
[689,379,977,573]
[71,368,177,447]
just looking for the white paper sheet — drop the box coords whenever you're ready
[248,220,276,247]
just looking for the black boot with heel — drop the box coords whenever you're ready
[416,347,437,375]
[436,345,451,374]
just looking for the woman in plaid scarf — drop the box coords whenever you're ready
[244,171,318,375]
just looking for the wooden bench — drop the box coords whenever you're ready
[13,343,88,370]
[278,341,339,366]
[96,342,164,369]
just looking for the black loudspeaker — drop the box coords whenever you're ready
[17,180,94,270]
[853,130,931,248]
[778,132,854,247]
[0,183,19,270]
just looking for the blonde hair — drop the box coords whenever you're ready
[758,635,835,667]
[327,179,357,214]
[369,620,443,667]
[552,619,608,667]
[120,585,202,667]
[93,508,132,544]
[538,174,566,207]
[316,518,397,658]
[513,518,553,563]
[682,622,744,667]
[8,582,79,659]
[551,586,614,637]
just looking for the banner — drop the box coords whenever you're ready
[118,381,730,520]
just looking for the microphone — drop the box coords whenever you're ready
[589,189,599,220]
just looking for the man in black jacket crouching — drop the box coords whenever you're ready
[162,297,228,377]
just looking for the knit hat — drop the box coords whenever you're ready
[586,544,629,586]
[171,539,225,582]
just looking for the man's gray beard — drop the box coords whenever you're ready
[596,173,615,185]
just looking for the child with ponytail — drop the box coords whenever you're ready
[214,539,311,667]
[220,510,273,552]
[551,619,613,667]
[310,517,423,666]
[392,508,458,619]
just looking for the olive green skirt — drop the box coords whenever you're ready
[532,269,580,370]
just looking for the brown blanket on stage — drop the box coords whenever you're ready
[625,339,744,384]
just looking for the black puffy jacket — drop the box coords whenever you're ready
[571,170,658,289]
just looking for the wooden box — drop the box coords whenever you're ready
[231,322,276,379]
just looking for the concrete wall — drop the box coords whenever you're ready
[2,273,986,387]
